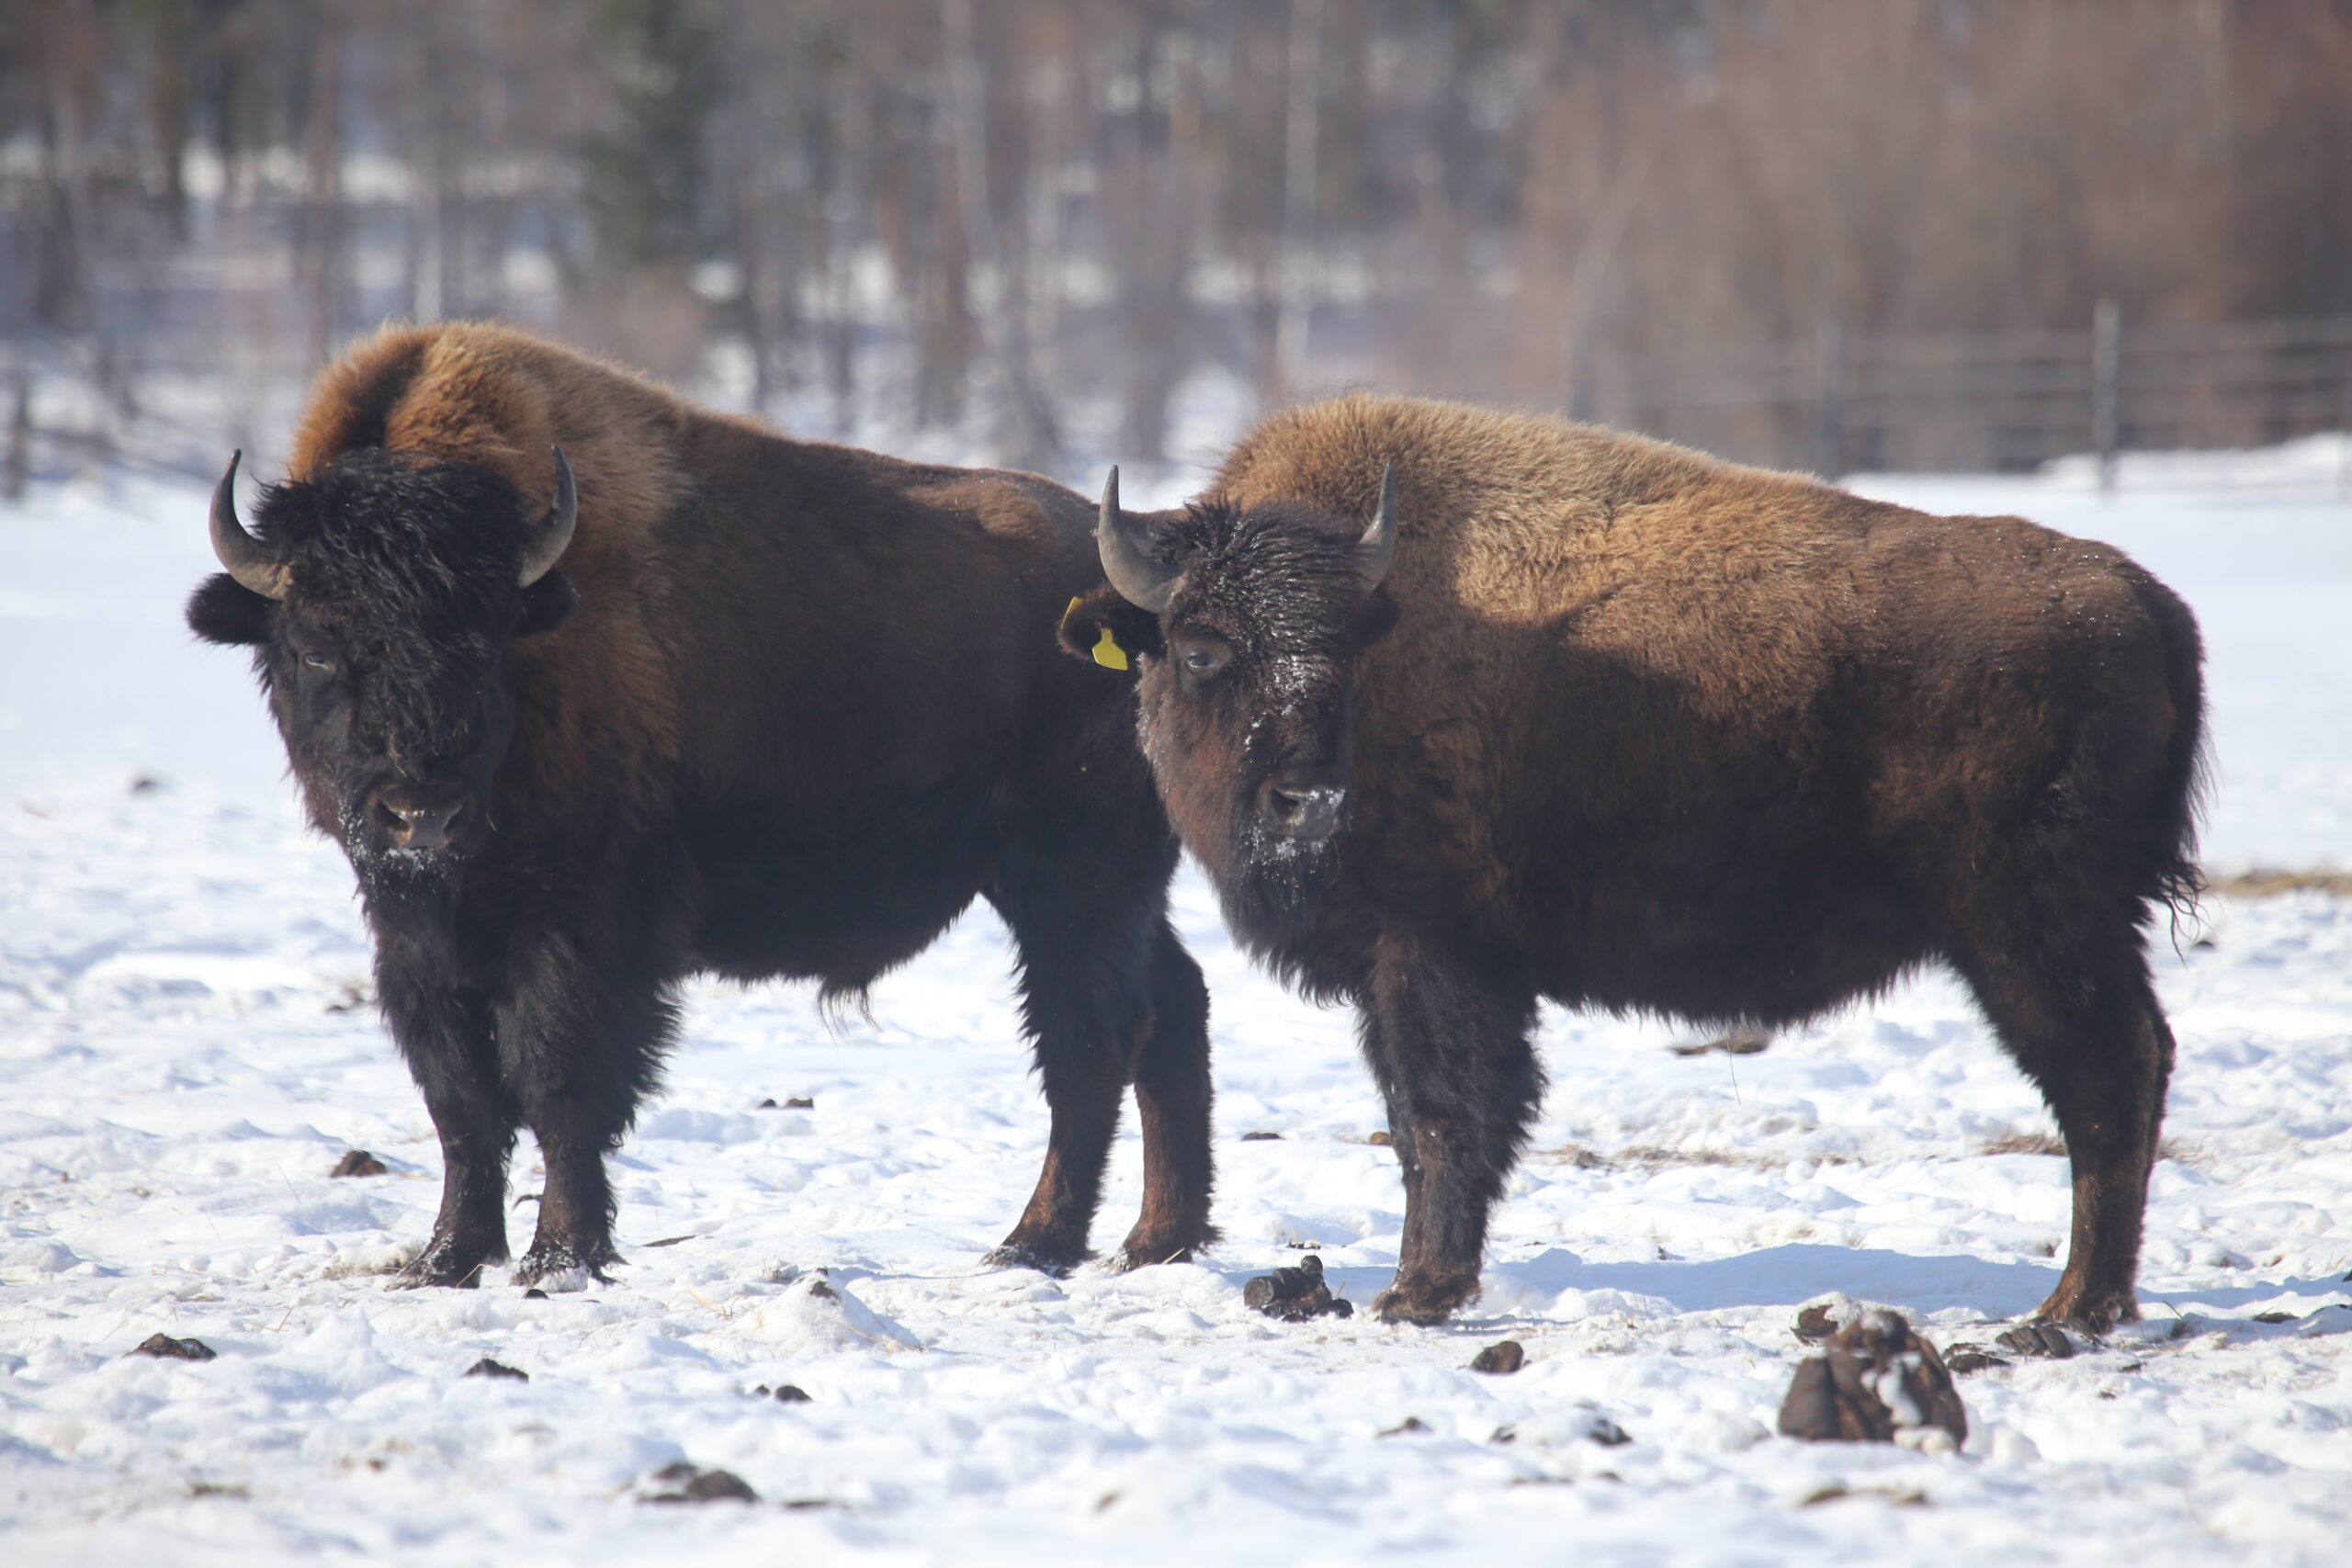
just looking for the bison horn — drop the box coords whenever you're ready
[209,450,289,600]
[517,446,577,587]
[1357,460,1397,588]
[1097,465,1181,614]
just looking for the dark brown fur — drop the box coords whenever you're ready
[1071,393,2201,1330]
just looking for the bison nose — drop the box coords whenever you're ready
[1269,768,1349,840]
[387,801,461,851]
[376,791,467,851]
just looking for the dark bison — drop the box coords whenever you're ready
[1066,394,2202,1332]
[188,322,1214,1288]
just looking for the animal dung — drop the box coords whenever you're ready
[330,1149,388,1178]
[1778,1308,1967,1451]
[127,1333,216,1362]
[1367,1131,1393,1146]
[522,1288,548,1300]
[752,1383,812,1404]
[1792,1293,1862,1343]
[758,1096,815,1110]
[641,1463,758,1505]
[1241,1253,1353,1322]
[1995,1322,2078,1359]
[464,1358,528,1382]
[1239,1130,1283,1141]
[1941,1344,2010,1375]
[1469,1339,1526,1374]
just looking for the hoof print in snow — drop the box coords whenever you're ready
[642,1463,759,1505]
[1379,1416,1430,1438]
[464,1358,528,1382]
[129,1333,216,1362]
[1240,1130,1283,1141]
[1779,1308,1966,1451]
[1941,1344,2010,1375]
[752,1383,812,1404]
[1470,1339,1526,1375]
[330,1149,388,1178]
[1995,1323,2078,1359]
[1243,1254,1351,1322]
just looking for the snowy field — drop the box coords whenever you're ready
[3,437,2349,1565]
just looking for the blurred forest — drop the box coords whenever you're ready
[5,0,2350,490]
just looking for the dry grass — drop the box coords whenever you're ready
[2205,868,2352,898]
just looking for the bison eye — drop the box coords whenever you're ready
[1181,644,1229,677]
[301,650,334,671]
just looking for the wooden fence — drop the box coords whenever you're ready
[1594,307,2352,479]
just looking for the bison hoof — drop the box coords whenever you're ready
[1110,1226,1217,1272]
[2029,1287,2136,1338]
[513,1245,617,1292]
[981,1240,1091,1277]
[1373,1273,1480,1325]
[391,1240,501,1290]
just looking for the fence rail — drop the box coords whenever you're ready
[1609,307,2352,479]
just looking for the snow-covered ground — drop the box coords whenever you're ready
[2,438,2348,1566]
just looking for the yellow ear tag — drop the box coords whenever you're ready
[1091,626,1129,671]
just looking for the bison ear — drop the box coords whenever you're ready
[1354,589,1401,649]
[1058,583,1162,672]
[515,570,578,637]
[187,572,275,646]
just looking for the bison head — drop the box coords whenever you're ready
[1064,466,1398,946]
[187,446,578,886]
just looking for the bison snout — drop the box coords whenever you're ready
[374,788,469,852]
[1268,768,1349,841]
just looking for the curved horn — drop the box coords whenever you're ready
[517,446,577,587]
[1095,465,1181,613]
[1357,459,1397,587]
[209,449,289,600]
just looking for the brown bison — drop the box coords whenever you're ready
[188,322,1215,1288]
[1066,394,2202,1333]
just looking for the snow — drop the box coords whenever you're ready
[2,446,2349,1565]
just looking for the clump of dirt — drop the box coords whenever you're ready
[641,1463,758,1504]
[464,1358,528,1381]
[1469,1339,1525,1374]
[128,1333,215,1361]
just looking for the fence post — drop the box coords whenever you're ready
[2092,297,2122,493]
[1813,318,1845,478]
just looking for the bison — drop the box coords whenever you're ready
[1066,394,2202,1333]
[188,322,1215,1289]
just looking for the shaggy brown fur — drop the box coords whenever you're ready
[194,321,1215,1287]
[1071,393,2201,1330]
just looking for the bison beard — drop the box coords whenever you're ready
[189,322,1217,1290]
[1083,394,2203,1333]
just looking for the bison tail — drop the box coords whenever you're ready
[2126,564,2208,924]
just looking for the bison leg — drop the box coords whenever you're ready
[1114,921,1217,1269]
[1360,933,1544,1325]
[496,936,679,1289]
[982,873,1165,1276]
[379,970,516,1289]
[1955,917,2174,1334]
